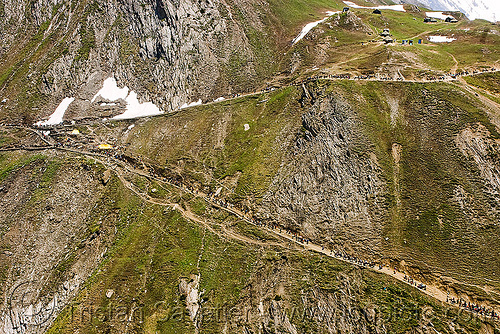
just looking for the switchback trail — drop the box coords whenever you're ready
[60,146,500,317]
[2,80,500,318]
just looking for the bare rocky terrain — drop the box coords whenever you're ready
[261,94,386,256]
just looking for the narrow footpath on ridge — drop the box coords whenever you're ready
[22,67,500,132]
[180,67,500,113]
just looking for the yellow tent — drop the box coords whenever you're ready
[98,144,113,150]
[71,129,80,135]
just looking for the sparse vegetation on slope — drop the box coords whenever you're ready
[1,0,500,333]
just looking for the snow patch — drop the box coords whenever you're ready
[401,0,499,22]
[92,78,129,102]
[343,1,406,12]
[425,11,454,20]
[244,124,250,131]
[1,99,6,103]
[292,11,340,45]
[92,77,163,120]
[180,99,203,109]
[128,124,135,130]
[213,97,225,102]
[113,91,162,120]
[429,35,456,43]
[35,97,75,126]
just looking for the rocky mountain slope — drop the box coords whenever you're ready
[2,78,500,333]
[1,0,500,333]
[0,0,288,124]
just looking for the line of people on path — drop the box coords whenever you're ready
[37,141,500,322]
[22,65,499,132]
[100,149,500,322]
[404,275,427,290]
[447,295,499,320]
[194,201,500,322]
[292,66,497,86]
[104,148,500,323]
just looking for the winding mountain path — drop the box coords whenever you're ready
[111,156,499,317]
[2,67,500,318]
[65,146,500,317]
[26,68,500,131]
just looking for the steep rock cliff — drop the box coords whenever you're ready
[0,0,281,123]
[261,93,386,257]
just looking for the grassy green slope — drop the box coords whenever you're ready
[267,0,344,30]
[1,79,499,332]
[284,6,499,79]
[116,77,500,291]
[465,72,500,94]
[122,87,303,204]
[336,80,500,286]
[45,169,492,333]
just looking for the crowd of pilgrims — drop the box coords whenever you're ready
[60,148,500,322]
[288,67,497,87]
[447,296,499,319]
[206,189,500,321]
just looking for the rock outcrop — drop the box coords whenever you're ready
[0,156,114,334]
[262,95,386,257]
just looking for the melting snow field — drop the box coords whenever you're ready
[429,35,456,43]
[343,1,406,12]
[92,78,129,103]
[292,11,339,44]
[92,77,163,120]
[426,12,454,20]
[180,99,203,109]
[114,92,161,120]
[35,97,75,126]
